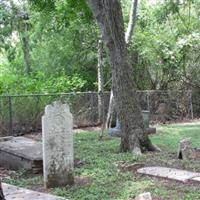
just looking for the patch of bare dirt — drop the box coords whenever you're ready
[115,161,145,172]
[26,175,91,193]
[27,183,49,193]
[24,126,102,141]
[25,132,42,141]
[0,168,11,179]
[74,176,92,186]
[73,126,101,133]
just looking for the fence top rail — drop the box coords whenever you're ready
[0,90,192,98]
[0,92,100,98]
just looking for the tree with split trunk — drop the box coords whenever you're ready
[106,0,138,129]
[87,0,157,153]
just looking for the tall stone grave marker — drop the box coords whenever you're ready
[42,101,74,188]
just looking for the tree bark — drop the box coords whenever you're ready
[106,0,138,129]
[88,0,156,154]
[105,90,115,129]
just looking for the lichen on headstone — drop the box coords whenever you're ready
[42,101,74,188]
[177,138,195,160]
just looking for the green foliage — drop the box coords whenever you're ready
[0,0,101,94]
[1,0,200,93]
[130,0,200,89]
[152,124,200,151]
[0,71,86,94]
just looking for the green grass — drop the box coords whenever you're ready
[4,123,200,200]
[152,124,200,151]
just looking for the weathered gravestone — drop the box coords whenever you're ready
[142,111,156,134]
[177,138,195,160]
[135,192,152,200]
[42,101,74,188]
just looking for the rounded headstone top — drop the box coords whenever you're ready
[44,101,72,118]
[142,110,150,114]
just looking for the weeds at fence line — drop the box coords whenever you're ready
[0,90,195,136]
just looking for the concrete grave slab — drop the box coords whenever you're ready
[0,136,42,173]
[190,176,200,182]
[2,183,67,200]
[137,167,200,182]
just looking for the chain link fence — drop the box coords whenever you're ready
[0,90,197,136]
[138,90,194,122]
[0,92,108,136]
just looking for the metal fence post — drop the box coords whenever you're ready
[8,96,13,136]
[147,91,150,111]
[190,91,194,120]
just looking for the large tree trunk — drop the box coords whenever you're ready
[88,0,156,154]
[106,0,138,129]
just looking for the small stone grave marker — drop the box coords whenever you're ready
[135,192,152,200]
[177,138,195,160]
[42,101,74,188]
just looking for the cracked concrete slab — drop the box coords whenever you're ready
[2,183,67,200]
[190,176,200,182]
[137,167,200,182]
[0,137,42,173]
[0,137,42,160]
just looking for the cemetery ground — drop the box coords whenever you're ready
[2,123,200,200]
